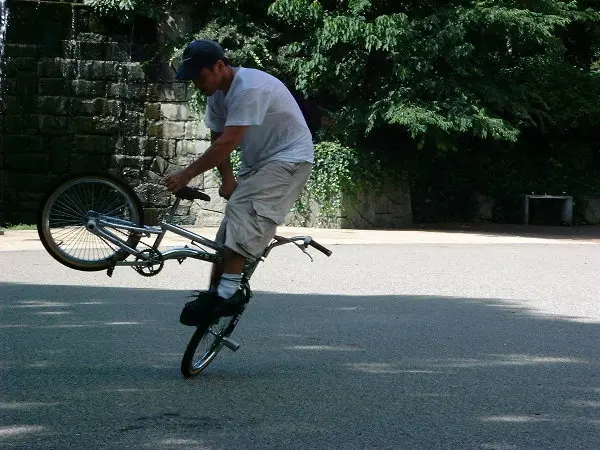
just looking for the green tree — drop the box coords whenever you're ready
[269,0,600,145]
[87,0,600,222]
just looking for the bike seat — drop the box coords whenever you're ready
[175,186,211,202]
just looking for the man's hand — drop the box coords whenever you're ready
[165,168,194,193]
[219,177,238,200]
[164,126,247,194]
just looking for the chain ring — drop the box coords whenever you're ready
[133,249,164,277]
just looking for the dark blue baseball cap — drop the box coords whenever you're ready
[175,39,226,80]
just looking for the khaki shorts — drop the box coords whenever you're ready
[215,161,312,260]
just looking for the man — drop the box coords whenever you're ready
[166,39,314,324]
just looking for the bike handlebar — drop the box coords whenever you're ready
[267,235,333,259]
[303,237,333,257]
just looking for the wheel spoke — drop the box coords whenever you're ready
[53,196,85,222]
[70,184,89,218]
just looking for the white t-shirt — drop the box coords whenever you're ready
[204,67,314,175]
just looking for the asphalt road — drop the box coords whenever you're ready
[2,233,600,449]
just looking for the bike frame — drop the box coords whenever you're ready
[84,195,317,280]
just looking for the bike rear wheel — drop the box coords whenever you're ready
[180,311,242,378]
[37,172,144,271]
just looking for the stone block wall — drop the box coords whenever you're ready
[341,184,413,229]
[284,181,412,229]
[0,0,213,225]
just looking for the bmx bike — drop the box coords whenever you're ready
[36,171,332,378]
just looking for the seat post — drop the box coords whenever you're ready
[152,197,182,250]
[165,197,181,223]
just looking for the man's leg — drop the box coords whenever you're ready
[180,220,248,325]
[209,216,235,291]
[223,247,246,274]
[210,218,246,293]
[215,247,246,298]
[209,249,245,291]
[203,247,246,317]
[214,162,311,296]
[208,262,223,291]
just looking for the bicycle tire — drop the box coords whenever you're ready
[180,310,243,378]
[37,171,144,271]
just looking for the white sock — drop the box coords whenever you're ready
[217,274,242,299]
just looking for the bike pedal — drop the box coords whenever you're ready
[221,337,240,352]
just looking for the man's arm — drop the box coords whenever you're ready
[165,126,247,193]
[212,130,238,199]
[212,130,235,184]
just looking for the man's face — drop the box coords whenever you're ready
[192,62,223,95]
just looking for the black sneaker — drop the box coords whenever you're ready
[179,291,220,326]
[211,290,246,317]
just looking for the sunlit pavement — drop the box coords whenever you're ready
[2,227,600,448]
[3,224,600,252]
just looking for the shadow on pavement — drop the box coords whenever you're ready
[1,282,599,449]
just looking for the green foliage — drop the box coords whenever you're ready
[84,0,137,14]
[293,141,357,226]
[211,148,242,182]
[292,141,392,226]
[2,223,36,230]
[83,0,164,20]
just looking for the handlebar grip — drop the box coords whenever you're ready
[308,238,332,257]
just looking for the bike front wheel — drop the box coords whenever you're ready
[180,312,242,378]
[37,172,144,271]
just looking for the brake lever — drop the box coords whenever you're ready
[294,242,314,262]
